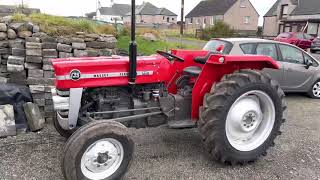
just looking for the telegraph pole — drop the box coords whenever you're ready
[180,0,184,35]
[21,0,24,8]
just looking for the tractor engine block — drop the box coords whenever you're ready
[79,84,170,128]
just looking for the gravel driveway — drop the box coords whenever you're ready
[0,94,320,180]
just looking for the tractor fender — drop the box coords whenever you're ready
[191,54,279,119]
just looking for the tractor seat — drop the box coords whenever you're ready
[183,66,202,77]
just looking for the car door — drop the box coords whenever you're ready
[254,43,285,86]
[278,44,315,91]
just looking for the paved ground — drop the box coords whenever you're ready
[0,94,320,180]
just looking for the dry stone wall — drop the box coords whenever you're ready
[0,21,118,121]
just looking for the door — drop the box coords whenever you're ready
[278,44,314,91]
[254,43,285,85]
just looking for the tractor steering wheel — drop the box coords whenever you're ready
[156,50,185,62]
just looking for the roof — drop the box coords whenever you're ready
[157,8,177,16]
[85,12,96,19]
[185,0,237,18]
[264,0,280,17]
[265,0,320,17]
[125,2,177,16]
[219,38,275,44]
[99,4,131,16]
[291,0,320,15]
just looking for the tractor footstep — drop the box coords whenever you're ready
[168,120,196,129]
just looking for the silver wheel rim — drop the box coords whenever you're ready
[312,82,320,97]
[226,90,275,152]
[81,138,124,180]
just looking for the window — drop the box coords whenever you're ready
[240,0,246,8]
[277,33,291,38]
[203,40,233,54]
[256,43,278,60]
[240,43,256,54]
[307,23,318,35]
[244,16,250,24]
[295,33,305,39]
[211,17,215,25]
[172,18,174,21]
[167,17,170,23]
[163,16,165,20]
[304,53,319,67]
[280,4,289,18]
[204,18,207,24]
[197,18,200,24]
[190,18,193,24]
[279,44,304,64]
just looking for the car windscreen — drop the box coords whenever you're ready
[203,40,233,54]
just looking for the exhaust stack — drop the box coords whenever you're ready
[129,0,137,84]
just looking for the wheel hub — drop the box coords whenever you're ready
[242,111,259,132]
[226,90,275,151]
[81,138,124,179]
[313,82,320,97]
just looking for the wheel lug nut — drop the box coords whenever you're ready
[104,163,108,166]
[97,164,100,167]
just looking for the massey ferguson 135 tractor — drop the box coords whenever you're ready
[51,1,286,179]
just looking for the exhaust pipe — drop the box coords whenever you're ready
[129,0,137,84]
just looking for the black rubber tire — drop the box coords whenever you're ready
[307,80,320,99]
[52,114,76,138]
[62,120,134,180]
[198,69,287,165]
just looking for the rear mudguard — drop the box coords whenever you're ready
[191,54,279,119]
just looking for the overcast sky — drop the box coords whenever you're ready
[0,0,277,25]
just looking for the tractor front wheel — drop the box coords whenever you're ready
[62,120,134,180]
[199,69,286,164]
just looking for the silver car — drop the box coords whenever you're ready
[203,38,320,98]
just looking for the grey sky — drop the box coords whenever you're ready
[0,0,277,25]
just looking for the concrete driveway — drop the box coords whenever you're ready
[0,94,320,180]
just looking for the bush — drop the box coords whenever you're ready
[200,21,235,40]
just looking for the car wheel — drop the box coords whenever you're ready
[308,81,320,99]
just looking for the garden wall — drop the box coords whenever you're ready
[0,21,117,122]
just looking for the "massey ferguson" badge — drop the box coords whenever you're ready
[70,69,81,81]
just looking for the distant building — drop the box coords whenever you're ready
[123,2,177,25]
[263,0,320,37]
[185,0,259,34]
[0,5,40,17]
[95,3,131,24]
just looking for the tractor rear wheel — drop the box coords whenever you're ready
[62,120,134,180]
[198,69,286,165]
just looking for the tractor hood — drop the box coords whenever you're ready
[52,55,173,89]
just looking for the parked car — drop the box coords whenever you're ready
[274,32,314,50]
[311,37,320,53]
[203,38,320,98]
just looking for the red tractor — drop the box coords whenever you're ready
[51,1,286,179]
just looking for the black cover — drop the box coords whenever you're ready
[0,83,32,129]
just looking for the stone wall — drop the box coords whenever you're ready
[0,21,117,121]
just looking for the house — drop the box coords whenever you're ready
[123,2,177,25]
[0,5,40,17]
[185,0,259,33]
[263,0,320,37]
[95,3,131,24]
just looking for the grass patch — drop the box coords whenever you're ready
[117,36,199,55]
[12,13,117,36]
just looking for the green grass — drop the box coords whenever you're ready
[12,13,117,36]
[117,36,199,55]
